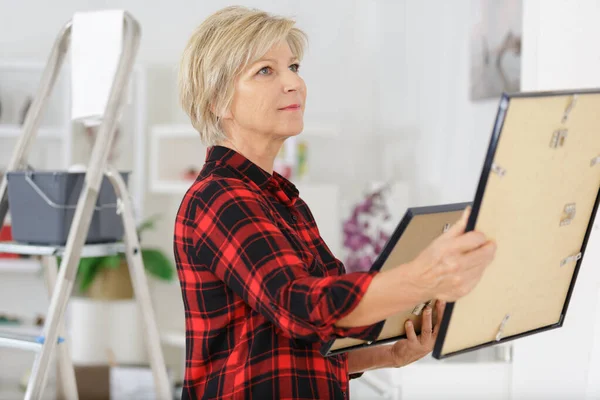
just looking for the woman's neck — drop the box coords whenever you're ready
[219,137,284,175]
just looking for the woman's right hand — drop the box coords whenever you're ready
[407,206,497,303]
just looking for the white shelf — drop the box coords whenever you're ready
[0,258,41,273]
[0,125,65,139]
[0,328,65,352]
[160,330,185,349]
[151,180,194,194]
[0,332,43,352]
[0,323,42,337]
[150,124,197,138]
[148,122,341,198]
[0,241,125,258]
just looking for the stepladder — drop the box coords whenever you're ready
[0,11,172,400]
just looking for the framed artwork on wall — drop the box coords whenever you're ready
[470,0,522,101]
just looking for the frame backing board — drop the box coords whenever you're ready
[321,202,469,356]
[433,89,600,359]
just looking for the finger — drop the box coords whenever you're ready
[443,206,471,238]
[405,320,418,342]
[420,306,433,343]
[450,231,489,254]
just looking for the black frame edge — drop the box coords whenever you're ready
[434,88,600,359]
[321,201,471,357]
[433,94,510,359]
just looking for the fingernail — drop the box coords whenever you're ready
[424,307,432,314]
[407,321,412,326]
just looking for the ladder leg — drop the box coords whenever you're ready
[105,167,172,400]
[41,256,79,400]
[0,21,71,232]
[13,13,142,400]
[0,177,9,233]
[24,189,98,400]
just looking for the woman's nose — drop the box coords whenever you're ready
[282,71,303,93]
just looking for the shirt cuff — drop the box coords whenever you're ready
[330,271,385,341]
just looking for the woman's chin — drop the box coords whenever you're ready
[274,123,304,138]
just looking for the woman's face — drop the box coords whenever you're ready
[223,40,307,141]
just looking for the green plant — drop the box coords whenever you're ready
[71,214,175,293]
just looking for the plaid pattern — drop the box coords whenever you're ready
[174,146,384,399]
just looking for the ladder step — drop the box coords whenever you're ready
[0,241,126,257]
[0,330,64,352]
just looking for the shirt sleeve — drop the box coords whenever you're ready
[190,179,384,344]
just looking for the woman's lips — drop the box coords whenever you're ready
[279,104,301,110]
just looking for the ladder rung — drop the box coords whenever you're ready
[0,330,64,352]
[0,241,126,257]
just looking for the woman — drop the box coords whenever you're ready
[174,6,496,400]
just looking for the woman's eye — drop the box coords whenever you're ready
[289,63,300,73]
[258,67,271,75]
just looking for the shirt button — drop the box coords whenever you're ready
[291,214,297,222]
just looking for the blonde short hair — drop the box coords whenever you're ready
[178,6,308,146]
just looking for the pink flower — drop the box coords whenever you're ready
[342,185,392,273]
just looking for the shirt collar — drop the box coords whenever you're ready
[205,145,299,206]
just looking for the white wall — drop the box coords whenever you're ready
[374,0,501,206]
[7,1,599,397]
[0,0,388,383]
[511,1,600,399]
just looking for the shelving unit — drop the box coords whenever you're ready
[0,61,71,176]
[0,61,70,129]
[148,122,341,194]
[0,258,41,274]
[149,124,206,195]
[149,123,343,254]
[0,61,147,221]
[0,125,64,139]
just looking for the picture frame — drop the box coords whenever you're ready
[433,88,600,359]
[320,201,470,357]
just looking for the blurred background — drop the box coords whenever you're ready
[0,0,599,399]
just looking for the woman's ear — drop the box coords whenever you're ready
[219,107,233,121]
[210,104,233,121]
[221,109,233,120]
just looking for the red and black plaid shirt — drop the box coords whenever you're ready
[173,146,384,399]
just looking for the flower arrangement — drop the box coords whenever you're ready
[343,184,393,273]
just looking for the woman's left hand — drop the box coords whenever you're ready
[390,299,446,367]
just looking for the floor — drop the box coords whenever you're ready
[1,346,392,400]
[0,348,56,399]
